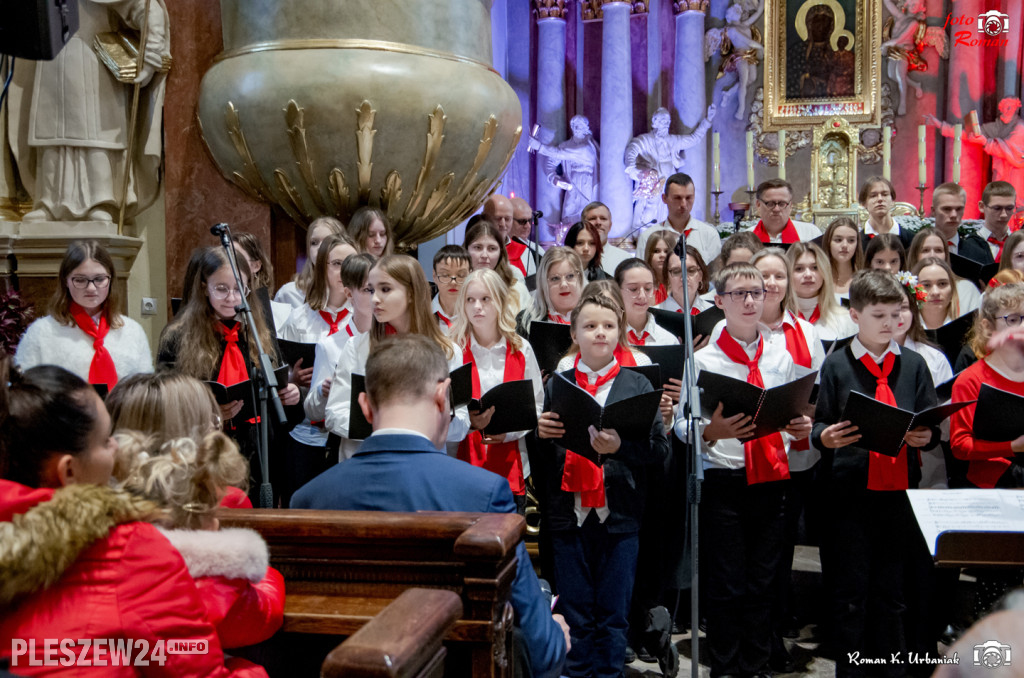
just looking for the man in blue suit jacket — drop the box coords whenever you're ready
[292,335,568,678]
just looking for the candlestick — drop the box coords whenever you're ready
[746,131,755,190]
[710,190,723,226]
[952,123,962,183]
[916,183,927,217]
[918,124,927,187]
[712,132,721,193]
[882,125,891,181]
[777,130,786,180]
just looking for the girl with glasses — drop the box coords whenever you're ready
[614,259,678,347]
[158,247,301,504]
[516,247,585,336]
[448,269,544,511]
[323,255,470,460]
[787,241,856,340]
[657,244,712,315]
[15,239,152,388]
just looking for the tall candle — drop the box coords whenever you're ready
[777,130,786,180]
[952,123,962,184]
[917,124,927,186]
[746,131,755,190]
[712,132,721,192]
[882,125,891,181]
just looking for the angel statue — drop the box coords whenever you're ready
[880,0,948,115]
[704,0,764,122]
[528,115,600,225]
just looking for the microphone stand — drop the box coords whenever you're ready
[672,234,704,678]
[212,222,288,508]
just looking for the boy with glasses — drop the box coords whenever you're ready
[674,263,811,678]
[431,245,471,329]
[977,181,1018,263]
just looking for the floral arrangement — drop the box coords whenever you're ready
[895,270,928,306]
[897,216,984,238]
[0,289,34,355]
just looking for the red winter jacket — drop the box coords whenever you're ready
[0,480,269,677]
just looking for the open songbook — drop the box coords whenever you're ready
[469,379,538,435]
[205,365,291,422]
[839,391,975,456]
[697,371,817,441]
[973,384,1024,442]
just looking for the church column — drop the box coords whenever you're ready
[944,0,984,217]
[534,1,568,228]
[598,0,635,241]
[673,1,708,219]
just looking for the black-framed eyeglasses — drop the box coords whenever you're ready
[761,200,791,210]
[996,313,1024,327]
[436,272,468,284]
[514,218,532,226]
[69,275,111,290]
[984,204,1016,214]
[721,288,767,301]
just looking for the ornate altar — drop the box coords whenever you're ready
[807,116,861,228]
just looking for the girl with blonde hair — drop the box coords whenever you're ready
[787,241,855,340]
[448,269,544,508]
[911,257,961,330]
[275,215,346,307]
[517,246,585,334]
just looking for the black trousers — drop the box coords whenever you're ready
[282,434,333,508]
[700,469,785,677]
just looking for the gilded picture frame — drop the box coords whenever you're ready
[763,0,881,130]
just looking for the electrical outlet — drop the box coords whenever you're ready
[141,297,158,316]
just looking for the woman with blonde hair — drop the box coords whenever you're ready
[323,254,469,459]
[448,269,543,508]
[16,239,152,387]
[347,206,394,257]
[911,257,961,330]
[516,247,585,335]
[787,241,855,340]
[275,215,346,307]
[114,430,285,650]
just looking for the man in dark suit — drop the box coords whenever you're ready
[291,335,568,678]
[932,182,995,265]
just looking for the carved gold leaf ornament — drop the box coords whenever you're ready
[273,169,309,224]
[329,168,351,221]
[401,105,448,224]
[419,172,456,225]
[380,170,403,224]
[224,102,272,201]
[355,101,377,204]
[285,100,328,214]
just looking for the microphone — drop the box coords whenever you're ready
[532,210,544,224]
[210,223,229,236]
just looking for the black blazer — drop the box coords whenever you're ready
[860,227,914,252]
[956,233,996,266]
[536,367,669,534]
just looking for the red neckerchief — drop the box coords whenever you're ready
[383,323,398,336]
[612,344,637,366]
[216,322,249,386]
[690,307,700,315]
[345,322,355,337]
[69,302,117,389]
[715,329,790,484]
[858,352,908,491]
[436,310,452,328]
[988,236,1006,262]
[627,326,649,346]
[798,306,821,325]
[318,308,350,336]
[654,285,668,305]
[560,354,620,507]
[754,219,799,244]
[457,337,527,494]
[781,312,812,369]
[506,239,528,276]
[548,313,570,325]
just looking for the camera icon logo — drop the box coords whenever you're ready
[974,640,1012,668]
[977,10,1010,37]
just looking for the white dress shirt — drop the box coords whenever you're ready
[626,313,680,346]
[956,279,982,315]
[674,323,796,471]
[273,281,305,308]
[637,218,722,266]
[977,226,1009,261]
[743,219,821,242]
[431,295,457,331]
[281,303,351,343]
[304,315,364,423]
[655,294,712,314]
[556,349,652,372]
[600,243,633,276]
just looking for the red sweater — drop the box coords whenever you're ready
[949,359,1021,488]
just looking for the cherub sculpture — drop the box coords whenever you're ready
[704,0,764,121]
[880,0,948,115]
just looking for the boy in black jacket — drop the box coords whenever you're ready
[812,270,939,677]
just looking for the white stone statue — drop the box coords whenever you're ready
[528,115,600,225]
[880,0,947,116]
[704,0,764,122]
[624,105,715,230]
[7,0,170,223]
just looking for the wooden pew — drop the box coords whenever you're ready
[321,588,462,678]
[217,509,523,677]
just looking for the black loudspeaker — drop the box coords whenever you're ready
[0,0,79,60]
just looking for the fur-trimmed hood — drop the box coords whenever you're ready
[158,527,269,583]
[0,481,157,606]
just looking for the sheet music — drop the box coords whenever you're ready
[907,489,1024,556]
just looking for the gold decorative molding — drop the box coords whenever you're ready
[672,0,708,14]
[534,0,567,20]
[581,0,648,21]
[400,105,447,224]
[328,169,351,222]
[810,117,860,211]
[355,100,377,205]
[284,100,328,214]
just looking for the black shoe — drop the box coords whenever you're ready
[624,646,636,664]
[671,622,682,635]
[939,624,963,646]
[636,646,656,663]
[770,638,798,673]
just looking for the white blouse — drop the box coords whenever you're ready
[15,314,153,382]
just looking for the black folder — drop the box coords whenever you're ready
[623,364,662,390]
[650,305,724,340]
[924,312,977,365]
[528,320,574,373]
[973,384,1024,442]
[525,274,538,292]
[278,339,316,368]
[935,371,962,403]
[205,364,291,423]
[549,372,663,465]
[840,390,975,456]
[697,370,817,441]
[821,334,856,356]
[949,252,998,286]
[469,379,538,435]
[635,344,685,385]
[349,373,373,440]
[449,363,473,409]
